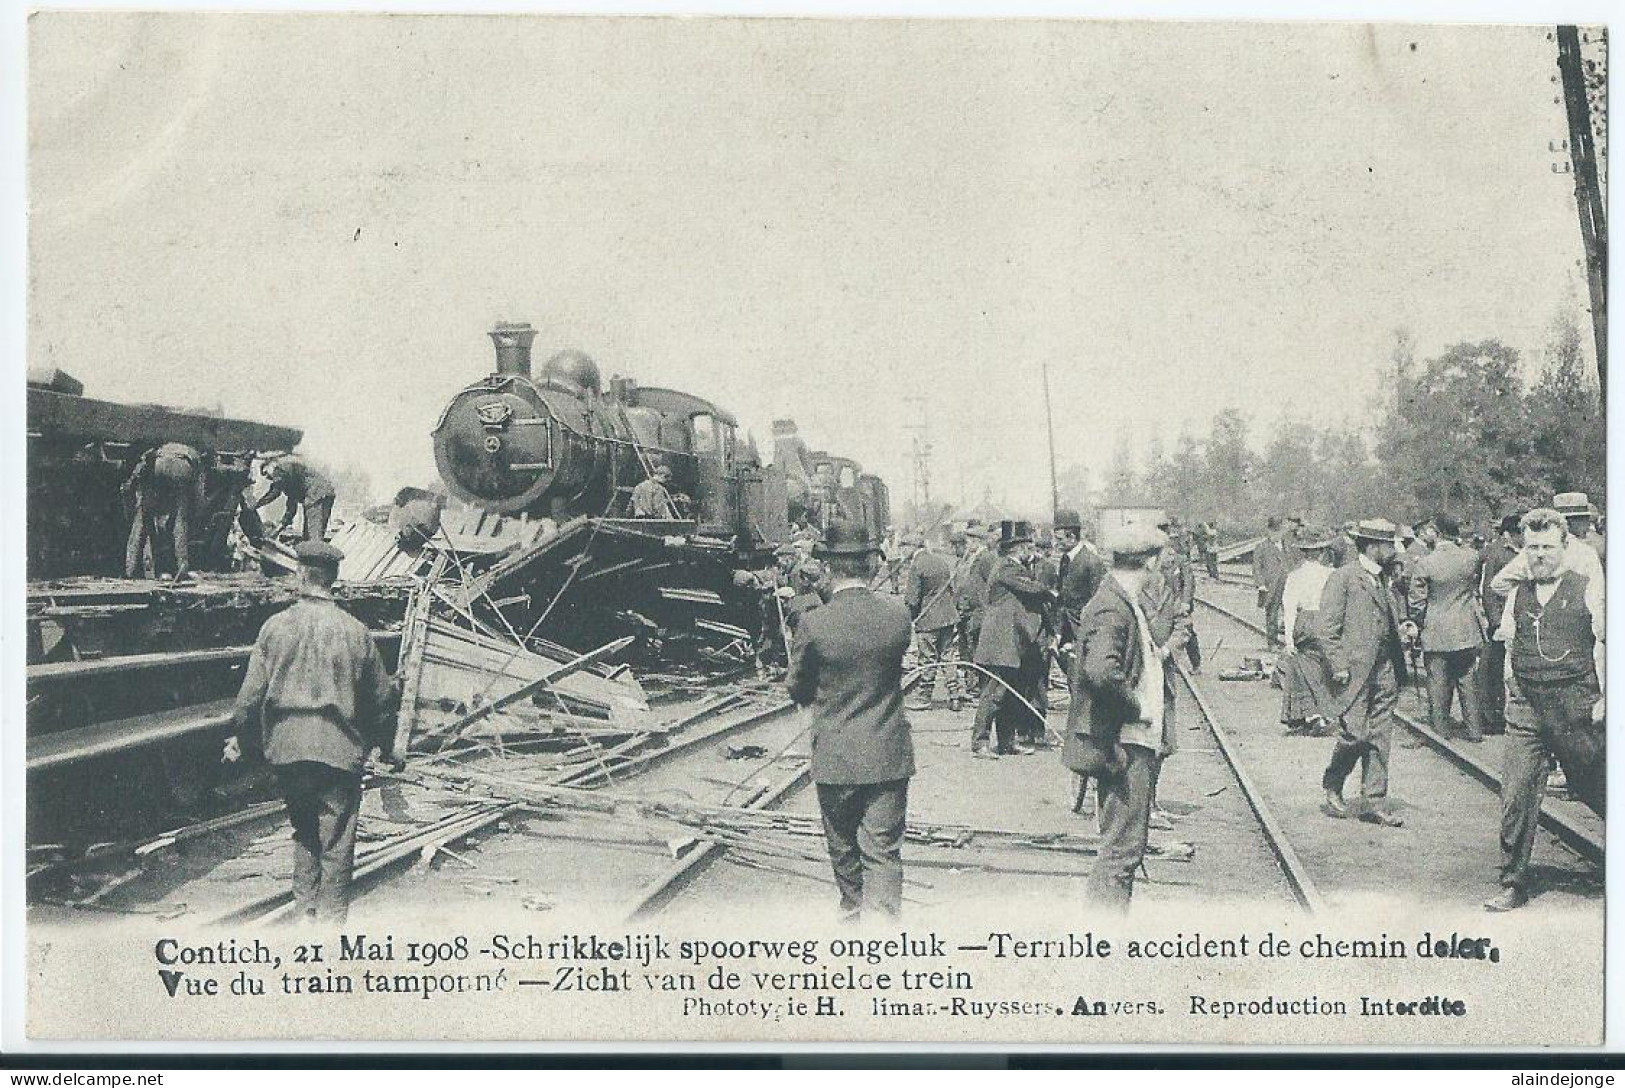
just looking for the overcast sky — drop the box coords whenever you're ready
[28,15,1598,515]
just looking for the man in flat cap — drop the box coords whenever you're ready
[254,453,338,543]
[788,520,916,919]
[1061,522,1168,908]
[1317,519,1409,827]
[225,539,399,924]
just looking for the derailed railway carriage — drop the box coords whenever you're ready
[429,322,891,651]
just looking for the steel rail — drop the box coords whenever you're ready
[1169,657,1327,912]
[213,691,800,925]
[1192,592,1604,868]
[618,676,927,921]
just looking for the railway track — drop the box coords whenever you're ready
[1169,658,1327,911]
[1193,589,1604,868]
[1181,585,1603,910]
[28,682,813,924]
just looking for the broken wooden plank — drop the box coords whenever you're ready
[390,553,449,757]
[423,637,636,752]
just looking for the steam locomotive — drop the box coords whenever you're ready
[433,322,890,550]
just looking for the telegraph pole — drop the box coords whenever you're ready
[1555,25,1607,401]
[901,395,932,520]
[1041,360,1060,524]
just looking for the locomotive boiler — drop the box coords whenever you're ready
[434,322,889,550]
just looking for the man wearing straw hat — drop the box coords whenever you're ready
[1488,491,1605,597]
[787,519,915,919]
[1061,522,1168,908]
[1317,518,1409,827]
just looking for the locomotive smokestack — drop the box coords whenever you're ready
[489,322,539,377]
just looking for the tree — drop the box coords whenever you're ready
[1373,339,1535,524]
[1204,408,1255,528]
[1056,462,1094,517]
[1527,312,1605,503]
[1104,431,1138,505]
[1316,425,1382,525]
[1258,417,1325,525]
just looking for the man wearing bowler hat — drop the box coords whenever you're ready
[787,520,916,919]
[1317,518,1410,826]
[970,520,1055,758]
[225,540,400,923]
[1062,522,1167,908]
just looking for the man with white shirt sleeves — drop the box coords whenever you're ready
[1278,529,1338,735]
[1489,495,1605,597]
[1484,508,1605,912]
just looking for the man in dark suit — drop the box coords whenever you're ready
[1408,513,1487,742]
[1055,509,1107,662]
[1061,523,1168,909]
[1318,518,1410,827]
[255,453,338,543]
[1252,516,1289,642]
[787,520,916,920]
[970,521,1055,758]
[903,532,963,712]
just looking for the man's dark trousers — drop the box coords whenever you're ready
[1087,744,1157,909]
[1425,647,1482,738]
[915,626,959,704]
[816,780,908,917]
[1478,641,1507,734]
[1498,679,1605,891]
[303,497,334,543]
[971,666,1021,751]
[1321,658,1398,803]
[275,761,362,924]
